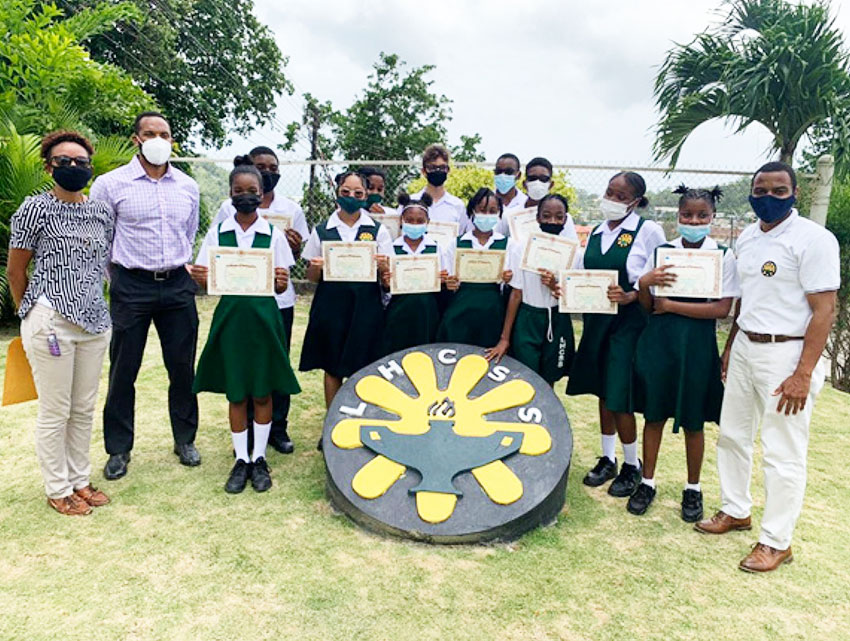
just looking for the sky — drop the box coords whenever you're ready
[214,0,850,172]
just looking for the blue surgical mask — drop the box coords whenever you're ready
[403,222,427,240]
[749,194,795,224]
[677,223,711,243]
[494,173,516,194]
[473,214,499,233]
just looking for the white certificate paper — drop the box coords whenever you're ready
[263,213,293,231]
[208,247,275,296]
[559,270,619,315]
[654,248,724,299]
[322,241,377,282]
[505,207,539,242]
[521,232,579,274]
[370,213,401,240]
[426,221,459,247]
[390,254,441,294]
[455,249,505,283]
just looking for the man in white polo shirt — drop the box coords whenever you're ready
[695,162,840,573]
[411,143,469,237]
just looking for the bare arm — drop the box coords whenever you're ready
[654,296,733,320]
[719,299,741,382]
[306,257,323,283]
[7,248,33,309]
[485,287,522,363]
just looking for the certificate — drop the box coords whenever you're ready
[654,248,724,299]
[370,213,401,239]
[455,249,505,283]
[323,241,377,282]
[263,213,293,231]
[505,207,539,242]
[208,247,274,296]
[426,221,459,247]
[558,270,619,315]
[390,254,441,294]
[520,232,579,274]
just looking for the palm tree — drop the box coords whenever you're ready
[654,0,850,167]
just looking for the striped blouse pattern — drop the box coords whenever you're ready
[10,192,114,334]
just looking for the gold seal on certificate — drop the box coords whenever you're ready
[558,270,619,315]
[426,221,459,247]
[370,213,401,239]
[521,232,579,274]
[208,247,275,296]
[455,249,505,283]
[263,213,293,231]
[323,241,378,282]
[654,248,724,299]
[505,207,539,242]
[389,254,441,294]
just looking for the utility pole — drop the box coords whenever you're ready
[306,100,320,219]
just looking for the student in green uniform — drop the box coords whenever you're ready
[566,171,667,498]
[300,171,394,408]
[190,165,301,494]
[380,192,451,354]
[439,187,513,347]
[628,185,740,521]
[360,166,392,214]
[486,194,576,385]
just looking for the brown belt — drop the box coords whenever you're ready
[743,331,804,344]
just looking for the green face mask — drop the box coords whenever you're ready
[337,195,367,214]
[366,193,383,206]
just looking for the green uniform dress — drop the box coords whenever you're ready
[436,236,508,347]
[511,303,575,384]
[193,225,301,403]
[299,221,385,378]
[633,244,727,432]
[566,218,648,412]
[381,243,441,356]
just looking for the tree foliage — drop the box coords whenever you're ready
[654,0,850,167]
[825,177,850,391]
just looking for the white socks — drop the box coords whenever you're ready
[601,434,617,463]
[641,477,656,489]
[252,421,271,462]
[232,430,249,462]
[622,440,639,467]
[685,482,701,493]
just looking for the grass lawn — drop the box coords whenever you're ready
[1,296,849,641]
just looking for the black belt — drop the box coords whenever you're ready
[743,331,804,344]
[113,264,182,282]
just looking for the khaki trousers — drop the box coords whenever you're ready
[717,333,825,550]
[21,304,110,499]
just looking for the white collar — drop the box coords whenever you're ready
[670,235,718,250]
[757,208,799,237]
[220,213,271,236]
[326,209,375,230]
[593,211,640,235]
[394,235,437,253]
[460,229,505,244]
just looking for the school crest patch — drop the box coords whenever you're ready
[357,231,375,241]
[617,233,634,248]
[761,261,777,277]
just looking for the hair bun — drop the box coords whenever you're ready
[233,154,254,167]
[397,191,411,207]
[420,193,433,207]
[672,183,689,195]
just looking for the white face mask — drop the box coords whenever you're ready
[140,137,172,166]
[526,180,550,201]
[598,197,632,221]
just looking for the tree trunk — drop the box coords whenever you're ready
[779,142,795,165]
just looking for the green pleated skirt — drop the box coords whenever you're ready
[436,283,505,348]
[510,303,575,384]
[381,292,441,356]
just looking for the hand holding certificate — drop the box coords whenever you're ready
[558,270,619,314]
[322,241,378,282]
[455,249,505,283]
[654,248,723,299]
[521,232,579,274]
[208,247,275,296]
[505,207,540,243]
[426,221,459,247]
[389,254,441,294]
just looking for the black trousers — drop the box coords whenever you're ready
[247,306,294,440]
[103,265,199,454]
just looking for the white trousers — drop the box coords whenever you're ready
[21,304,110,499]
[717,333,825,549]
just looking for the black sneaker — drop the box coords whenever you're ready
[681,489,704,523]
[250,457,272,492]
[627,482,656,515]
[269,428,294,455]
[225,460,250,494]
[608,460,642,497]
[582,456,618,487]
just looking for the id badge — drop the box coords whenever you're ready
[47,331,61,357]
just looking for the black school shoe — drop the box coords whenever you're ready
[583,456,618,487]
[608,461,642,497]
[225,460,250,494]
[250,457,272,492]
[681,489,704,522]
[269,429,294,455]
[627,482,656,515]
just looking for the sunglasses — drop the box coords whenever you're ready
[424,165,449,173]
[526,175,552,183]
[50,156,92,169]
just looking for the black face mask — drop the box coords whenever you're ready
[261,171,280,193]
[232,193,262,214]
[426,170,448,187]
[539,222,564,235]
[52,165,92,192]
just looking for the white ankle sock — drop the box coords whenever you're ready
[641,477,656,489]
[252,421,271,462]
[622,440,639,467]
[601,434,617,463]
[232,430,249,462]
[685,482,701,492]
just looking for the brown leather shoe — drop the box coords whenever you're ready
[75,485,110,507]
[739,543,793,573]
[694,510,751,534]
[47,495,92,516]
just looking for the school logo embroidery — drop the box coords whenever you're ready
[761,261,777,277]
[357,231,375,241]
[323,344,572,543]
[617,233,634,248]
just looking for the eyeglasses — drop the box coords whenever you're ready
[50,156,92,169]
[340,188,366,199]
[494,168,518,175]
[424,164,448,173]
[526,175,551,183]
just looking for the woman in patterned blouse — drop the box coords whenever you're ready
[7,131,114,516]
